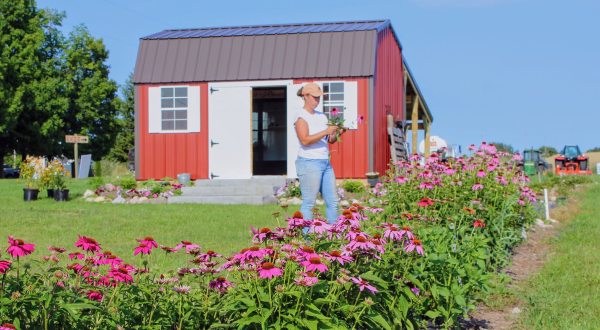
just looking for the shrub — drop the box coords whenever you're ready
[116,174,137,190]
[342,179,366,193]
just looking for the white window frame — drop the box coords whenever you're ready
[148,85,201,134]
[320,81,358,130]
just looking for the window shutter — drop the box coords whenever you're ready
[188,86,201,132]
[148,87,161,133]
[343,81,358,129]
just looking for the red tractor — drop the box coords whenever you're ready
[554,145,592,175]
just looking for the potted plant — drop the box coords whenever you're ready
[48,159,69,201]
[39,166,54,198]
[365,171,380,188]
[20,156,42,201]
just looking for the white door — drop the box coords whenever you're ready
[208,84,252,179]
[287,84,304,178]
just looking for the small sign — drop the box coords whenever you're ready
[65,135,89,144]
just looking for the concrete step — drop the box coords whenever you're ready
[181,185,278,196]
[168,194,277,205]
[192,176,287,188]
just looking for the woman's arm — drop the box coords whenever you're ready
[327,128,346,144]
[295,118,338,146]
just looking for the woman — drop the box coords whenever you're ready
[294,82,343,224]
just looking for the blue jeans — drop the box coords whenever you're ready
[295,157,339,224]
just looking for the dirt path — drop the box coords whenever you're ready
[462,193,582,329]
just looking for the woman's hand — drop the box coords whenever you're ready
[325,125,339,135]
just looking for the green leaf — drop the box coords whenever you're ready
[370,314,392,330]
[425,310,441,319]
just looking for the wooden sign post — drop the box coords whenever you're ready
[65,134,89,178]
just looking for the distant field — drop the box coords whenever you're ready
[544,151,600,173]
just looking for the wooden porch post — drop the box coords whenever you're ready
[424,118,431,159]
[411,96,419,155]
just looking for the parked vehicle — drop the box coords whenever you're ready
[3,164,20,178]
[517,149,549,176]
[554,145,592,175]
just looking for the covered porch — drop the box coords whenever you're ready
[404,60,434,158]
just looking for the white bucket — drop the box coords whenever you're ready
[596,163,600,175]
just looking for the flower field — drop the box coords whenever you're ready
[0,144,539,329]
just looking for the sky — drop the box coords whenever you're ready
[37,0,600,153]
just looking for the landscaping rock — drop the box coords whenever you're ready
[511,307,521,314]
[83,189,95,198]
[138,196,149,203]
[93,196,106,203]
[130,196,140,204]
[112,195,126,204]
[288,197,302,205]
[339,200,350,208]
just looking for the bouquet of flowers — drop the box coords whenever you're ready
[327,108,346,142]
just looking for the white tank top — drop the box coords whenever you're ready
[295,108,329,159]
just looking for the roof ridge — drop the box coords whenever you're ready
[161,19,388,33]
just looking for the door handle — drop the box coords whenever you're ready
[210,172,220,179]
[210,139,219,147]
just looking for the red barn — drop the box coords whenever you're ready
[133,20,432,180]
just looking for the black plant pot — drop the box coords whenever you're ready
[367,177,379,188]
[23,188,39,201]
[47,188,55,198]
[54,189,69,202]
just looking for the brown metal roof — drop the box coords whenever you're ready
[133,30,377,83]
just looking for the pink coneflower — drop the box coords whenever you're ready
[138,236,158,249]
[75,236,101,253]
[371,236,386,254]
[405,238,424,255]
[258,262,283,279]
[417,197,434,207]
[252,227,274,242]
[512,153,523,161]
[69,252,85,260]
[323,250,353,265]
[209,276,234,293]
[6,236,35,258]
[476,169,486,178]
[411,287,420,295]
[347,235,376,251]
[394,176,409,184]
[108,266,134,284]
[473,219,486,228]
[419,181,434,190]
[295,271,319,286]
[0,323,17,330]
[195,250,222,263]
[0,260,11,274]
[471,183,484,191]
[94,251,122,266]
[173,241,201,254]
[495,175,508,186]
[383,224,402,241]
[331,107,340,116]
[444,167,456,175]
[308,219,331,235]
[87,290,103,302]
[517,198,526,206]
[301,256,328,273]
[351,277,378,294]
[358,115,365,125]
[134,243,152,256]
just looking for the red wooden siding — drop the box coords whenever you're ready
[137,83,209,180]
[293,78,370,179]
[373,27,404,176]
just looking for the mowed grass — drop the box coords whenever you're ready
[518,178,600,329]
[0,178,286,272]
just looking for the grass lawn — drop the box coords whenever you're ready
[518,178,600,329]
[0,178,287,272]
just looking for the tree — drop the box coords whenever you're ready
[539,146,558,157]
[0,1,119,160]
[587,147,600,153]
[61,25,119,159]
[489,142,514,154]
[107,73,134,162]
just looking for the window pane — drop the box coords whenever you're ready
[175,97,187,107]
[175,87,187,97]
[323,84,329,93]
[161,88,173,97]
[323,94,329,102]
[162,110,174,120]
[175,110,187,119]
[175,120,187,130]
[161,98,174,108]
[162,120,174,130]
[330,83,344,93]
[330,93,344,101]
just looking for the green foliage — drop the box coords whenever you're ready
[529,172,593,197]
[342,179,366,193]
[93,160,102,177]
[115,174,137,190]
[539,146,558,157]
[488,142,514,153]
[586,146,600,153]
[88,176,105,190]
[107,73,135,162]
[276,180,302,198]
[0,1,119,159]
[95,159,130,177]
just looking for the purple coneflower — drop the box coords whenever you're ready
[258,262,283,279]
[75,236,101,253]
[323,250,353,265]
[405,238,424,255]
[87,290,103,302]
[0,260,11,274]
[301,256,328,273]
[6,236,35,258]
[351,277,378,294]
[209,276,234,293]
[172,285,191,294]
[471,183,484,191]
